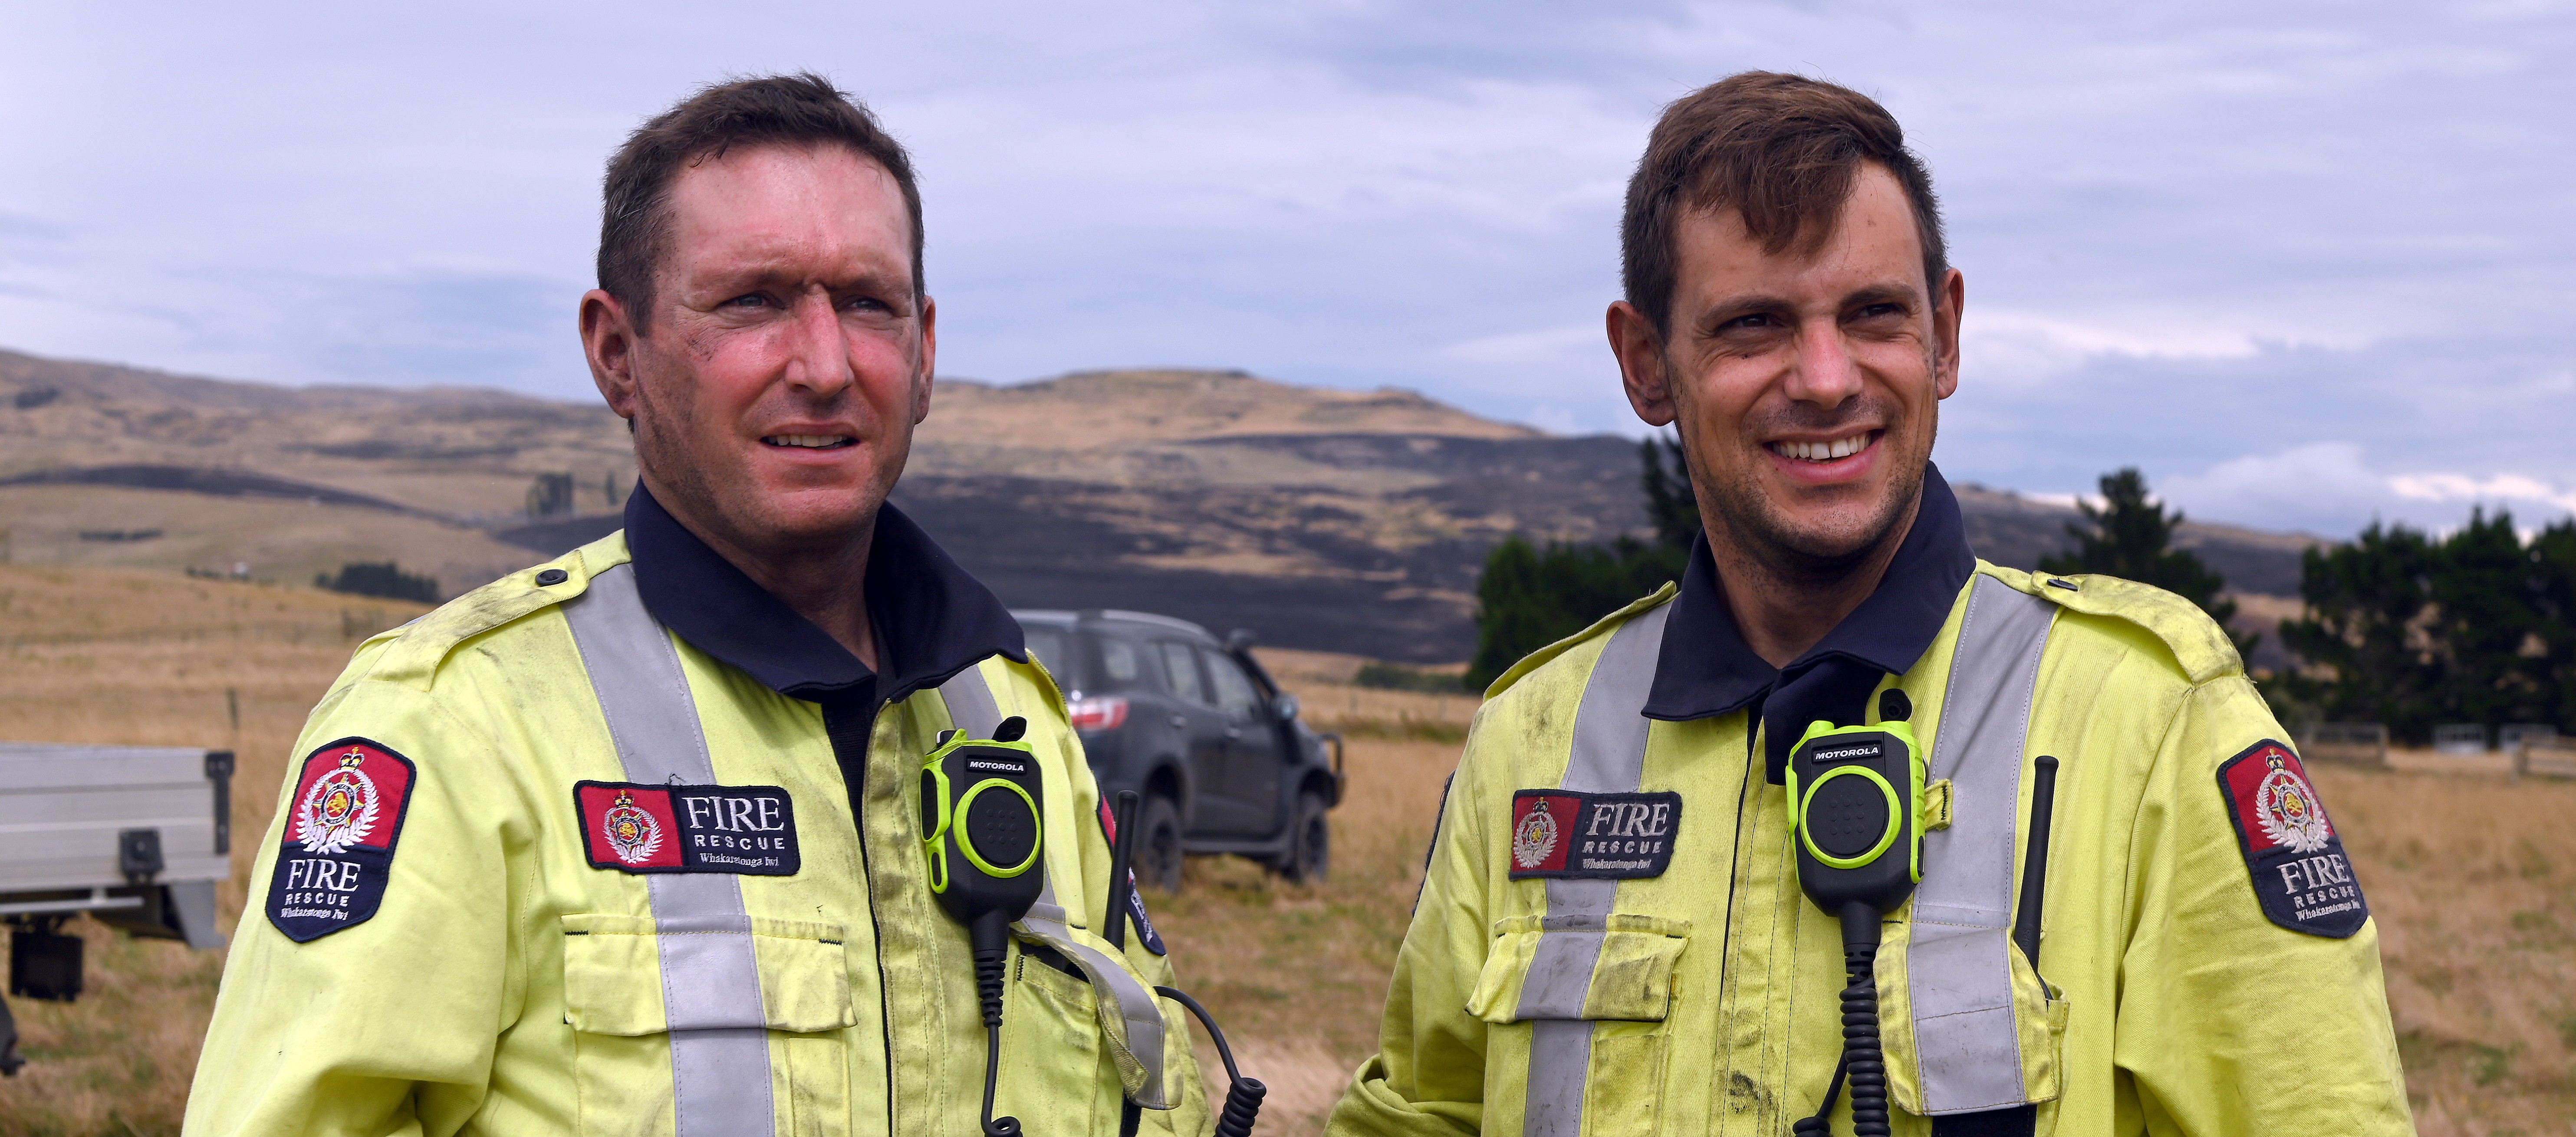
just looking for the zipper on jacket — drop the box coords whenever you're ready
[823,694,898,1137]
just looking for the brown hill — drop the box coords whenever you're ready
[0,348,2314,662]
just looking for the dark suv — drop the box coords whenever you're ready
[1013,609,1343,891]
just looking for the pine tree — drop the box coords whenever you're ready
[2039,468,2257,660]
[2277,524,2443,743]
[2527,519,2576,731]
[1466,536,1678,690]
[2430,509,2544,726]
[1640,433,1701,552]
[1466,437,1699,691]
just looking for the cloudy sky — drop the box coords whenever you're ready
[2,1,2569,539]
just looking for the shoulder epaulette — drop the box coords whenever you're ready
[361,532,629,690]
[1981,562,2243,685]
[1484,582,1680,700]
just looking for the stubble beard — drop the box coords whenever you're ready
[1696,451,1926,589]
[1684,348,1939,590]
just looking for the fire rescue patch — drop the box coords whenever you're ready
[574,782,801,875]
[267,737,417,942]
[1506,790,1681,879]
[1096,797,1167,955]
[2218,740,2368,938]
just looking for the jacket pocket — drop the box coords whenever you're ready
[561,914,856,1137]
[994,944,1109,1137]
[1877,921,2067,1117]
[1467,913,1691,1023]
[1467,914,1690,1137]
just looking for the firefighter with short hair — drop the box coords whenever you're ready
[1328,72,2410,1137]
[185,74,1206,1137]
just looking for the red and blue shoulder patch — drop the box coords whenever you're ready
[267,737,417,942]
[2217,739,2369,938]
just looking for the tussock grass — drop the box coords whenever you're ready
[3,578,2570,1135]
[0,564,427,1136]
[2316,756,2576,1132]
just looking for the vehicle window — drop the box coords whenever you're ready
[1204,650,1263,718]
[1097,636,1142,686]
[1021,627,1080,690]
[1157,642,1206,704]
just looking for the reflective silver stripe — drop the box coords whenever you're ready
[937,667,1004,738]
[563,562,777,1137]
[1018,912,1174,1106]
[1523,603,1670,1137]
[1909,575,2056,1114]
[937,664,1175,1109]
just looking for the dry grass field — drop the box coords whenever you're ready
[3,564,2573,1134]
[0,484,538,601]
[0,563,425,1134]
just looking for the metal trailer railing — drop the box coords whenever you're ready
[2432,723,2491,756]
[2515,735,2576,782]
[1,742,234,1075]
[2296,722,2390,769]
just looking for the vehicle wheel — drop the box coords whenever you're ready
[1282,792,1330,884]
[1135,795,1185,894]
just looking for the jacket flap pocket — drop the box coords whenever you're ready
[1877,917,2066,1116]
[1466,914,1690,1025]
[751,917,858,1034]
[563,914,853,1036]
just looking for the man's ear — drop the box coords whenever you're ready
[580,289,641,420]
[1932,267,1964,400]
[1608,300,1678,427]
[912,295,937,426]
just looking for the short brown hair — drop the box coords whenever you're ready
[598,72,923,332]
[1620,72,1946,338]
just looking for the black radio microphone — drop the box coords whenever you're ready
[1786,718,1927,1137]
[921,715,1043,1137]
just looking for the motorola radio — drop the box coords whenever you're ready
[920,719,1268,1137]
[1785,715,1925,1137]
[1785,700,2063,1137]
[921,716,1047,1137]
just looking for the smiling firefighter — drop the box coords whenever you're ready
[1328,73,2412,1137]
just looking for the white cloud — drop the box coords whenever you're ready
[2160,442,2576,537]
[0,0,2568,523]
[2390,472,2576,515]
[1964,309,2263,390]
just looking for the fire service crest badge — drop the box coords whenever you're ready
[1511,797,1562,870]
[2253,757,2333,854]
[266,737,417,942]
[295,749,381,855]
[599,789,665,865]
[2218,739,2369,938]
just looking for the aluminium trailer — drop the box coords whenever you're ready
[0,742,233,1075]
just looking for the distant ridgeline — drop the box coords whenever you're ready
[498,443,2314,665]
[0,349,2313,664]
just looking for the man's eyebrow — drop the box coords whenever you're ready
[1692,293,1794,333]
[691,261,911,295]
[1840,283,1923,311]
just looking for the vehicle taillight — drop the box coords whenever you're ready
[1068,697,1128,731]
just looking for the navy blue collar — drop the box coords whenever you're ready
[1641,463,1976,780]
[624,484,1024,705]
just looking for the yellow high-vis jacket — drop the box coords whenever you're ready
[1331,556,2410,1136]
[187,506,1207,1137]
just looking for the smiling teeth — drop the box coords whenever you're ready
[767,435,848,448]
[1772,435,1869,461]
